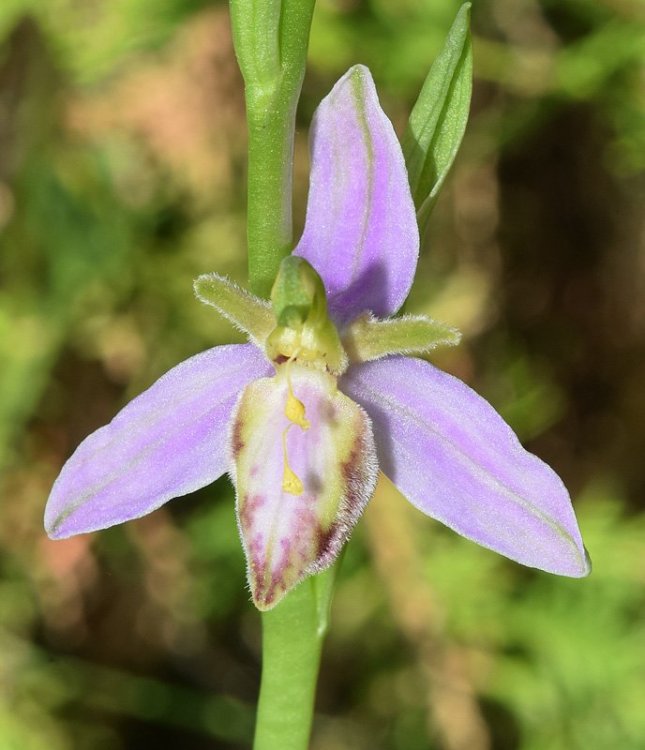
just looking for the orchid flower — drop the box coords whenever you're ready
[45,65,589,610]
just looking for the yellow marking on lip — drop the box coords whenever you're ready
[285,389,309,429]
[282,426,304,495]
[280,359,311,495]
[284,357,310,430]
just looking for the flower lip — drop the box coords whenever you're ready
[230,362,378,610]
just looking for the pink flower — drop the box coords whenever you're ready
[45,66,589,610]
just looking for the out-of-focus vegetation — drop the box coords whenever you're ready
[0,0,644,747]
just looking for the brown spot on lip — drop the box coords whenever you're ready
[341,444,360,486]
[239,493,265,530]
[316,521,336,561]
[231,416,244,458]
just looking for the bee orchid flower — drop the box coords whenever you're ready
[45,65,589,610]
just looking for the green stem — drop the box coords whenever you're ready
[253,565,337,750]
[229,2,329,748]
[245,87,296,296]
[230,0,316,297]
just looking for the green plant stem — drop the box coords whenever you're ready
[245,89,296,296]
[230,0,316,297]
[230,2,329,748]
[253,565,337,750]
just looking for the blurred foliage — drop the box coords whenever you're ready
[0,0,643,748]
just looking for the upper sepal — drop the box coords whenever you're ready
[230,365,378,610]
[295,65,419,323]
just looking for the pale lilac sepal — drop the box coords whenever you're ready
[295,65,419,323]
[342,357,590,577]
[45,344,271,539]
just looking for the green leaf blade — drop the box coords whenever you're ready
[402,2,473,232]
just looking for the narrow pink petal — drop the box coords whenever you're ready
[231,365,378,610]
[45,344,271,538]
[295,65,419,323]
[342,357,589,577]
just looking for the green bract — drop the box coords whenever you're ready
[402,2,473,232]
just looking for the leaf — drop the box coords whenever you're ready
[402,3,473,232]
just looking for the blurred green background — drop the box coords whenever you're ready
[1,0,644,748]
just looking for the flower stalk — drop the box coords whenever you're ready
[230,2,327,748]
[229,0,316,297]
[254,564,338,750]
